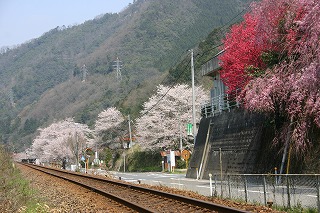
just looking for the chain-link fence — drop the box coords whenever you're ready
[208,174,320,210]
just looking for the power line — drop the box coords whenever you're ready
[218,4,251,33]
[116,3,254,142]
[121,2,254,119]
[194,4,253,63]
[156,3,252,87]
[198,4,252,57]
[139,54,192,117]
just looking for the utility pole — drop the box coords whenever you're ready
[179,110,183,155]
[190,49,197,141]
[123,153,126,172]
[95,143,99,165]
[76,132,79,170]
[128,115,133,148]
[113,57,122,81]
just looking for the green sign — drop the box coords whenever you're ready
[187,123,193,136]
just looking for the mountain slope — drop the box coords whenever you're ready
[0,0,250,151]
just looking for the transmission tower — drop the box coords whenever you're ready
[81,64,88,82]
[9,88,15,108]
[113,57,122,81]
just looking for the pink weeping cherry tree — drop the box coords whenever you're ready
[219,0,320,153]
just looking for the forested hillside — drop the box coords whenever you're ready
[0,0,249,151]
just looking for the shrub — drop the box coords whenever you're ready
[126,150,162,172]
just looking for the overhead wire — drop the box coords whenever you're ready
[139,56,192,117]
[128,2,254,118]
[217,4,251,34]
[121,2,254,141]
[120,49,191,126]
[195,3,252,61]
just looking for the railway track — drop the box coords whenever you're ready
[20,163,249,213]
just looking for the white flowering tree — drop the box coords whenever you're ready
[95,107,124,133]
[30,118,93,163]
[135,84,208,150]
[94,107,125,149]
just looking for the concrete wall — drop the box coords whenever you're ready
[186,109,266,179]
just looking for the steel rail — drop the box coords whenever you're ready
[20,163,249,213]
[21,163,153,212]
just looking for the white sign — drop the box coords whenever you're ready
[170,150,175,167]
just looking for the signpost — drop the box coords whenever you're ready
[181,149,191,169]
[187,123,193,136]
[170,150,175,172]
[84,148,94,173]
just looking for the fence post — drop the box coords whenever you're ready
[209,173,213,197]
[196,167,199,180]
[214,174,217,196]
[263,175,267,206]
[228,175,231,198]
[220,148,223,197]
[204,105,207,118]
[286,175,291,209]
[244,175,248,203]
[211,101,214,117]
[226,94,230,111]
[317,175,320,212]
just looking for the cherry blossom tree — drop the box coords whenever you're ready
[95,107,124,133]
[30,118,93,163]
[94,107,125,149]
[220,0,320,153]
[135,84,209,150]
[13,151,29,161]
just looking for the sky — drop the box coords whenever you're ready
[0,0,133,47]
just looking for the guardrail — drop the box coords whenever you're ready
[201,89,241,118]
[208,173,319,210]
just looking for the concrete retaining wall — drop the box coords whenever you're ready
[186,109,266,179]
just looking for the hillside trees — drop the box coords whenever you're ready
[135,84,208,150]
[219,0,320,153]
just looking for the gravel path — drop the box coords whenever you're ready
[18,164,282,212]
[17,164,134,212]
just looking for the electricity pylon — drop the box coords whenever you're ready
[113,57,122,81]
[81,64,88,82]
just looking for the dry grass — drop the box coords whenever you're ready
[0,147,47,213]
